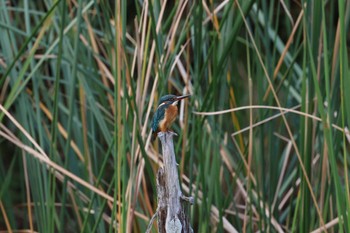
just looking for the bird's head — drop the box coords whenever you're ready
[158,94,191,107]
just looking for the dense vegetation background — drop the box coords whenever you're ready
[1,0,350,232]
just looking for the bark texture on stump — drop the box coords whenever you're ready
[156,131,192,233]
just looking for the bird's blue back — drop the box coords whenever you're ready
[152,103,170,132]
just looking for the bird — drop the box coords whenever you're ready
[151,94,191,140]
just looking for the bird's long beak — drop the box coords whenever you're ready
[175,94,191,100]
[172,94,191,106]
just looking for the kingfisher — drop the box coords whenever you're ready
[151,94,191,140]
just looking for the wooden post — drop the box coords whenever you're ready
[147,131,194,233]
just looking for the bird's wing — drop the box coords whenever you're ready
[151,105,166,132]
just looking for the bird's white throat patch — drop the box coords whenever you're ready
[157,100,178,109]
[158,102,166,108]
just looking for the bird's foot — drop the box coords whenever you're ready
[167,130,178,136]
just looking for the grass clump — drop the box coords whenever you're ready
[0,0,349,232]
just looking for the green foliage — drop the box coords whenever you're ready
[0,0,349,232]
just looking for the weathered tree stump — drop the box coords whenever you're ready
[147,131,193,233]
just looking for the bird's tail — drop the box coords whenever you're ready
[151,131,157,141]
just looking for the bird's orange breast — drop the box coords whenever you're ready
[159,105,178,132]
